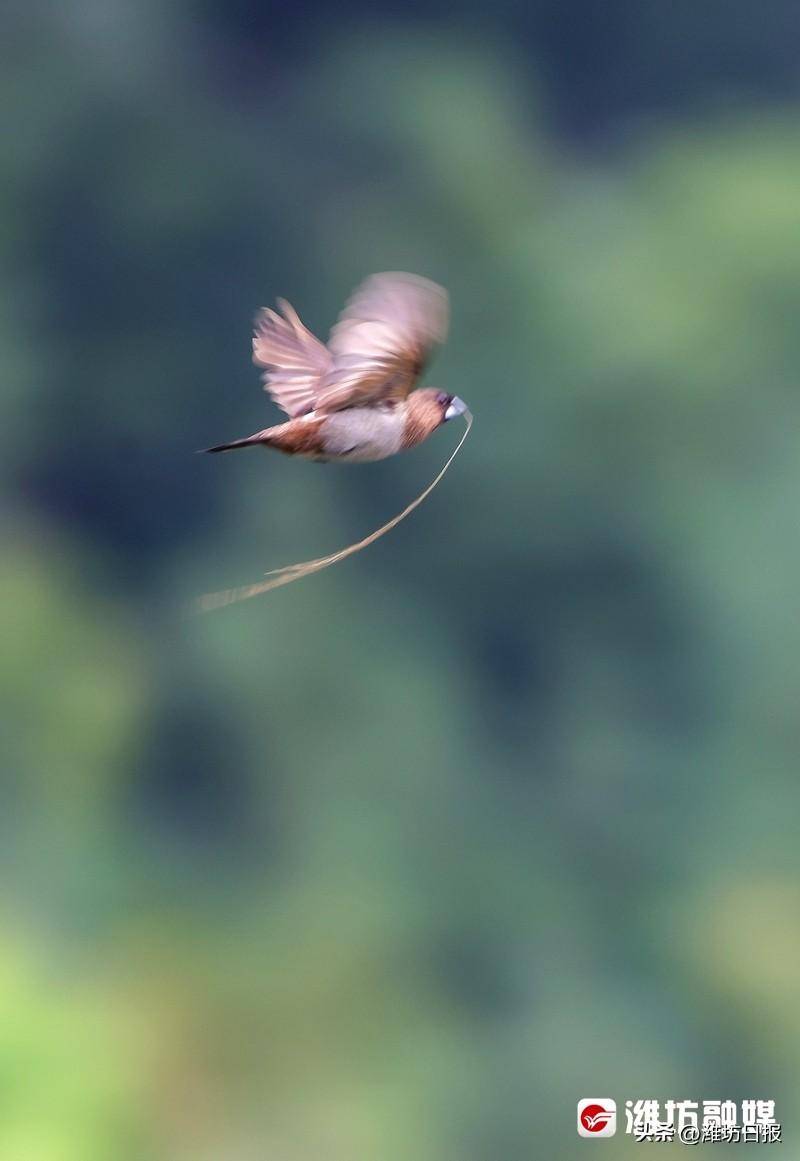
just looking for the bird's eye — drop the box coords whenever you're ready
[435,392,450,407]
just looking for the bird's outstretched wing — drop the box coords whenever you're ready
[252,299,332,418]
[314,272,449,414]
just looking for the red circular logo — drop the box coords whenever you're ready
[581,1104,613,1133]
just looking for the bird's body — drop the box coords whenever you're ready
[203,272,467,462]
[205,393,463,462]
[265,404,407,463]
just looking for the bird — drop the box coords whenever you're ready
[202,271,467,462]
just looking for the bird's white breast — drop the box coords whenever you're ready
[318,406,405,462]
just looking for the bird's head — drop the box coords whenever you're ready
[402,389,469,449]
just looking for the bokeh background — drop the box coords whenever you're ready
[4,2,800,1157]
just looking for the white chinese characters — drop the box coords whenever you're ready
[622,1099,779,1144]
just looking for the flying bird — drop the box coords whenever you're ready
[203,272,468,460]
[196,272,471,610]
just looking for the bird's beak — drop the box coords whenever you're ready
[444,395,468,421]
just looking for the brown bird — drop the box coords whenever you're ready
[203,272,467,461]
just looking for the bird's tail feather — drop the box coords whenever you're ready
[201,432,269,454]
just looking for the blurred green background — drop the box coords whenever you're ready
[3,2,800,1157]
